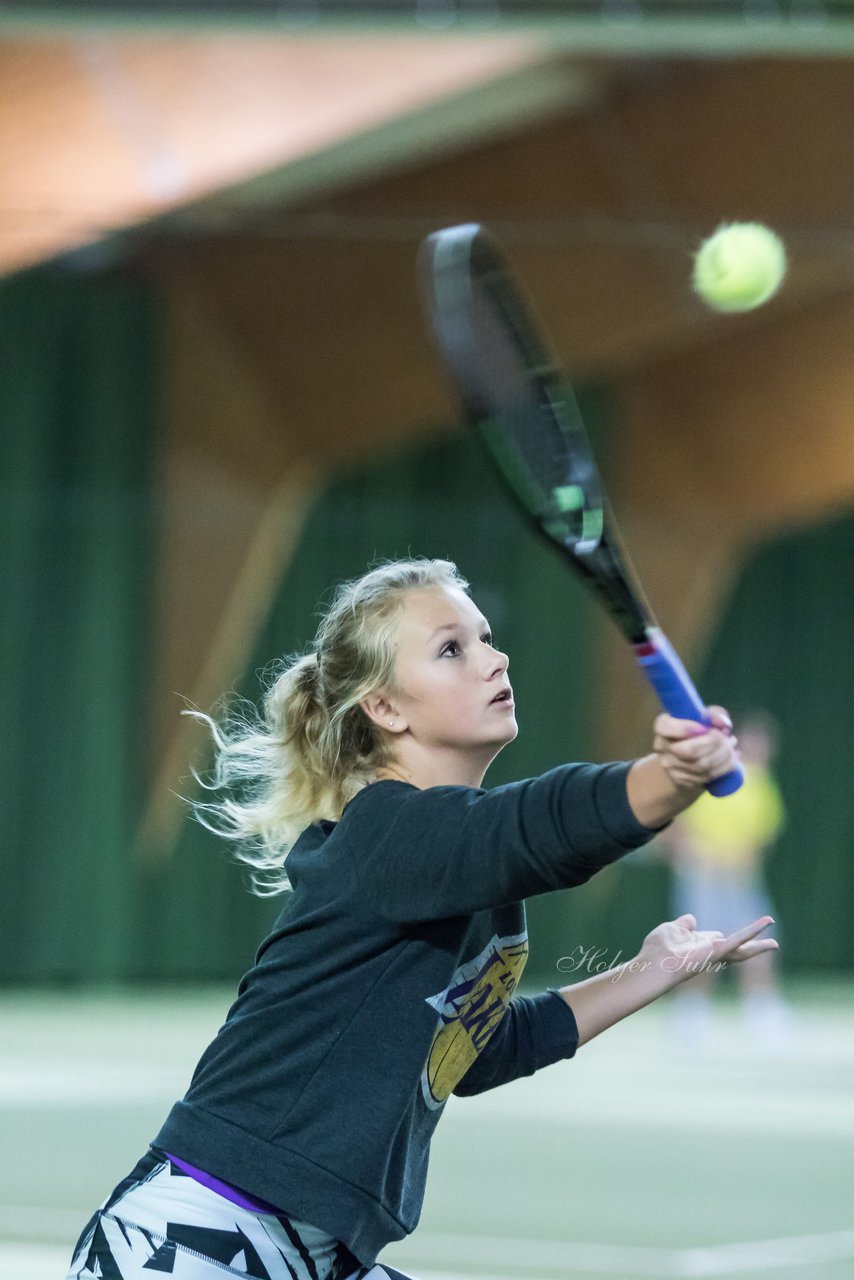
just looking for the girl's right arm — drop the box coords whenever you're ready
[350,712,740,924]
[351,760,655,923]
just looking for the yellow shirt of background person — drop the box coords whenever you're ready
[676,762,786,870]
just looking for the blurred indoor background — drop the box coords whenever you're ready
[2,4,853,1278]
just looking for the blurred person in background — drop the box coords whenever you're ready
[664,709,792,1052]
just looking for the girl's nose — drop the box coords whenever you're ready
[488,650,509,677]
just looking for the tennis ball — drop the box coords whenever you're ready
[692,222,787,313]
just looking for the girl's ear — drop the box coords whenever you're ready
[360,692,402,731]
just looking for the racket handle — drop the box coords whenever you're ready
[633,628,744,797]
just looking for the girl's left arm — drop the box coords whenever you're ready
[453,915,779,1097]
[559,913,778,1048]
[451,990,579,1097]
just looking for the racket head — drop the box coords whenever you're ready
[419,223,605,556]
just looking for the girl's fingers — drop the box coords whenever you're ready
[717,917,777,960]
[669,738,714,762]
[657,730,736,763]
[654,707,733,742]
[727,939,780,963]
[653,708,741,788]
[705,705,733,733]
[662,736,741,782]
[724,916,775,947]
[654,713,709,741]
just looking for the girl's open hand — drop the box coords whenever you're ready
[652,705,740,792]
[639,913,779,988]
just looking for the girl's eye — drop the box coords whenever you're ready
[440,632,494,655]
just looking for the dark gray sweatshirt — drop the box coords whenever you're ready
[155,761,658,1266]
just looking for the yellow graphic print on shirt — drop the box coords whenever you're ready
[421,931,528,1110]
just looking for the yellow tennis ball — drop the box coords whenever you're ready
[692,222,787,313]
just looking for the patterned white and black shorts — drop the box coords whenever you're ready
[65,1148,415,1280]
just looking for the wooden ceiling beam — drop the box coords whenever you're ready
[0,32,567,277]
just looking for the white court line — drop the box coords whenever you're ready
[678,1229,854,1275]
[0,1205,86,1237]
[0,1065,182,1105]
[5,1063,854,1143]
[411,1233,677,1275]
[386,1227,854,1277]
[0,1241,74,1280]
[448,1075,854,1140]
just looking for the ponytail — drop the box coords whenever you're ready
[187,557,469,893]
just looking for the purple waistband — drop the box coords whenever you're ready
[162,1150,282,1215]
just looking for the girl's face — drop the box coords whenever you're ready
[383,585,517,758]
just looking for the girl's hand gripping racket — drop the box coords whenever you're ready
[418,223,743,797]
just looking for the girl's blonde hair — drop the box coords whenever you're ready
[187,557,470,894]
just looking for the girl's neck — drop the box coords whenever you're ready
[373,754,490,791]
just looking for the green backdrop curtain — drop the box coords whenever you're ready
[0,264,160,983]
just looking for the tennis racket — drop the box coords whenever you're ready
[418,222,742,797]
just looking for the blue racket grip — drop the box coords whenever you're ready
[633,628,743,797]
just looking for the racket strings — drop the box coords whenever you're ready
[422,222,652,643]
[474,277,603,551]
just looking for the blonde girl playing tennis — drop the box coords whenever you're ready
[66,557,776,1280]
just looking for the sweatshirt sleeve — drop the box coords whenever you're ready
[349,761,660,923]
[452,990,579,1097]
